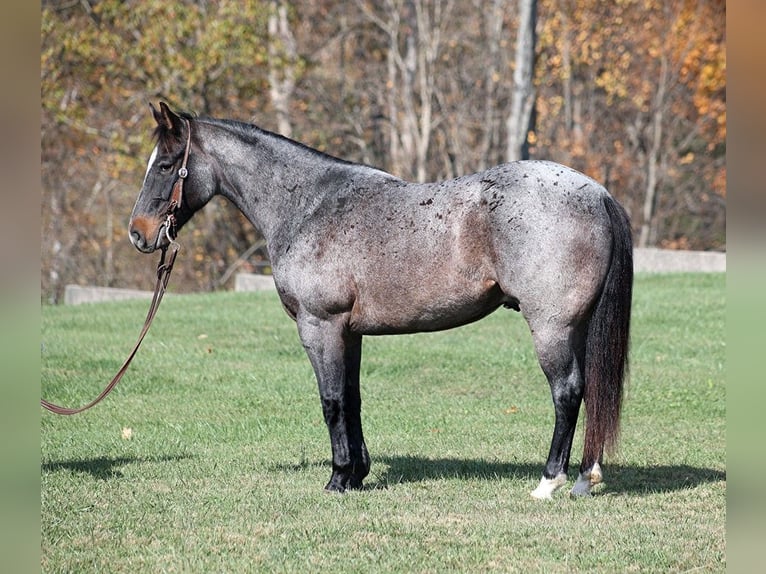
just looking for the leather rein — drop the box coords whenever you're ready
[41,120,191,415]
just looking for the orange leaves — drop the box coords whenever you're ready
[534,0,725,249]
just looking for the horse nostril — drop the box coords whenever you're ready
[129,218,159,253]
[130,228,143,247]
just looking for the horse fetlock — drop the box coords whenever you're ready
[530,472,568,500]
[590,461,603,484]
[569,462,603,497]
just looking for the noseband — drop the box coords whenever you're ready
[164,118,192,244]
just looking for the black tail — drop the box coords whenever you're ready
[582,195,633,468]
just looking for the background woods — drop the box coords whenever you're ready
[41,0,725,303]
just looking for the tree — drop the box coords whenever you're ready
[41,0,272,302]
[506,0,537,161]
[533,0,725,249]
[267,0,299,137]
[478,0,507,170]
[355,0,453,182]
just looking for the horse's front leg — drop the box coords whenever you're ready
[297,312,370,492]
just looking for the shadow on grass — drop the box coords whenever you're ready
[607,463,726,495]
[47,454,725,494]
[295,455,724,495]
[369,456,725,495]
[368,456,540,490]
[41,454,193,480]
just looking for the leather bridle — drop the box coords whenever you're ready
[163,118,192,243]
[41,120,192,415]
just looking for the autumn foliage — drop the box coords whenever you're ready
[41,0,725,303]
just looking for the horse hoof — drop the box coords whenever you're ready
[569,478,593,497]
[324,483,346,494]
[324,474,365,493]
[324,478,349,493]
[530,473,567,500]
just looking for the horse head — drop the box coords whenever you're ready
[129,102,213,253]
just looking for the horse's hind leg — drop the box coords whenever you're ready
[528,322,586,500]
[297,313,370,492]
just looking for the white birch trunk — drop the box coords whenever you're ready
[506,0,537,162]
[268,1,297,138]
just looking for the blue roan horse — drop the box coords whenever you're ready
[130,103,632,498]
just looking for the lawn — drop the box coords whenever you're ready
[41,273,725,572]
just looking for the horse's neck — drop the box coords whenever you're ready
[206,122,348,247]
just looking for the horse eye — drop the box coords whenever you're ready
[158,163,173,174]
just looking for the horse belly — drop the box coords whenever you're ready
[349,276,506,335]
[348,200,504,334]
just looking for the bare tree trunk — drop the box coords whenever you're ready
[559,7,584,168]
[479,0,505,170]
[353,0,405,176]
[357,0,451,182]
[386,30,404,175]
[47,187,64,304]
[102,179,115,287]
[268,0,297,137]
[413,0,432,183]
[639,53,668,247]
[506,0,537,162]
[561,10,572,132]
[400,14,417,177]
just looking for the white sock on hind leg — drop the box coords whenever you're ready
[570,462,603,497]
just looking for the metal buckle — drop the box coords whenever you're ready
[164,213,180,250]
[178,167,188,179]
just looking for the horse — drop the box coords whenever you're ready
[129,102,632,498]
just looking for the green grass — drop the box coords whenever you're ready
[41,273,725,572]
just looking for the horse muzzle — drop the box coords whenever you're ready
[129,216,168,253]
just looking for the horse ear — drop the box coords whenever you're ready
[151,101,182,136]
[150,102,163,126]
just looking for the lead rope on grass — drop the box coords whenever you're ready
[41,242,180,415]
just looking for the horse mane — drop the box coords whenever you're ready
[198,116,363,170]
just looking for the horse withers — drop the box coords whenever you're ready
[129,102,632,498]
